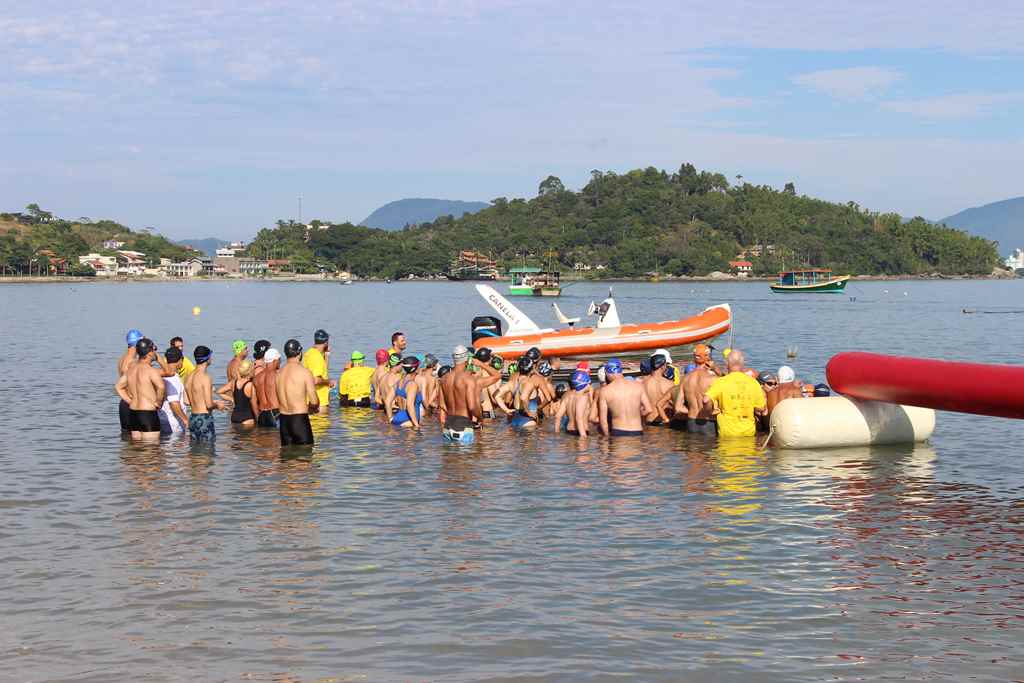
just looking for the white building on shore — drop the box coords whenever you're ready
[1006,248,1024,271]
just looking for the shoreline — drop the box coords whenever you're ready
[0,271,1016,285]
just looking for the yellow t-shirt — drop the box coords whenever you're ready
[177,356,196,380]
[338,366,375,401]
[303,347,330,406]
[705,371,766,437]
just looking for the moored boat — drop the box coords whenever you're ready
[470,285,730,360]
[770,269,849,293]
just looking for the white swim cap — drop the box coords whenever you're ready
[654,348,672,364]
[777,365,795,383]
[453,344,469,361]
[597,365,607,384]
[264,348,281,363]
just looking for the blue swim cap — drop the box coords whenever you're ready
[685,362,698,375]
[126,329,143,346]
[571,369,591,391]
[605,358,623,375]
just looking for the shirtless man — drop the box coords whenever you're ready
[252,339,271,374]
[597,358,652,436]
[276,339,318,446]
[117,329,144,433]
[115,338,166,442]
[677,344,722,435]
[438,345,501,443]
[227,340,248,382]
[370,349,391,409]
[184,345,228,442]
[253,349,281,427]
[564,370,595,436]
[644,354,677,425]
[767,365,804,416]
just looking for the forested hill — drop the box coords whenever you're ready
[360,198,490,230]
[250,164,1000,279]
[940,196,1024,252]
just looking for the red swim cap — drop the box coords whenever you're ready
[375,349,389,364]
[576,361,590,370]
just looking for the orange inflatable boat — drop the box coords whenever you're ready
[469,285,731,360]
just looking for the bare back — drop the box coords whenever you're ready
[683,368,718,420]
[599,378,650,433]
[186,369,214,414]
[127,361,164,411]
[255,366,279,411]
[277,360,317,415]
[767,381,803,415]
[118,348,136,378]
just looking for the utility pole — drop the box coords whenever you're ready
[298,194,303,225]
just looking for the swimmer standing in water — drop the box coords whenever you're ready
[277,339,318,446]
[227,340,248,382]
[597,358,651,436]
[370,349,390,409]
[185,345,229,443]
[303,329,334,414]
[254,348,281,427]
[679,344,720,435]
[117,329,143,433]
[115,338,166,442]
[438,345,501,443]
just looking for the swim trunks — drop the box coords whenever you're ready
[340,397,372,408]
[686,418,718,435]
[610,428,643,436]
[119,399,132,431]
[560,415,570,432]
[189,412,216,442]
[442,415,476,444]
[279,413,314,445]
[256,409,279,428]
[132,409,161,433]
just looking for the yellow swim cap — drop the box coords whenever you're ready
[723,347,732,358]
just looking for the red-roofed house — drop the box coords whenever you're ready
[728,260,753,276]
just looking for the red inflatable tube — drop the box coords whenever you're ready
[826,352,1024,419]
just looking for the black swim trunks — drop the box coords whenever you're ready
[279,413,314,446]
[610,428,643,437]
[119,399,132,431]
[256,409,279,428]
[132,409,161,433]
[686,418,718,435]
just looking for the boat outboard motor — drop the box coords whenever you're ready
[471,316,502,344]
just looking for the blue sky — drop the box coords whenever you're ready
[2,1,1022,239]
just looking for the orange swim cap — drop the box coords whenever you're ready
[693,344,711,363]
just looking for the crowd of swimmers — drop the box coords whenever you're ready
[116,327,830,448]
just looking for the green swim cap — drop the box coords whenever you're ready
[351,350,365,361]
[232,339,247,355]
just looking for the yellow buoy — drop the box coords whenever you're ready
[192,306,201,316]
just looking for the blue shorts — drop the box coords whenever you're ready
[510,413,536,429]
[189,413,216,442]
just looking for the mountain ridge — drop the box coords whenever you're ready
[361,198,489,230]
[940,196,1024,253]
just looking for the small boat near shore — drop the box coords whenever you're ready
[771,269,849,293]
[470,285,730,360]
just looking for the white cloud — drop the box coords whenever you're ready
[880,92,1024,120]
[792,66,903,100]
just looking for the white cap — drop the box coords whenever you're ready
[597,366,607,384]
[654,348,673,364]
[777,365,795,383]
[453,344,469,361]
[264,348,281,363]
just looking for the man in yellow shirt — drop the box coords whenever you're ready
[338,350,375,407]
[170,336,195,379]
[704,348,766,437]
[302,329,334,413]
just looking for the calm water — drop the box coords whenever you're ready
[2,279,1023,682]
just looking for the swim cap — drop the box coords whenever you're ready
[525,347,542,361]
[238,359,254,377]
[605,358,623,375]
[576,361,590,370]
[284,339,303,358]
[437,365,453,378]
[423,353,438,368]
[388,352,402,368]
[253,339,271,360]
[135,338,154,358]
[663,366,676,381]
[814,383,831,397]
[126,329,143,346]
[453,345,469,362]
[538,360,552,377]
[351,350,365,361]
[684,362,698,374]
[401,356,420,374]
[314,329,329,344]
[639,358,652,376]
[517,356,535,375]
[474,347,492,363]
[555,382,569,399]
[650,354,666,371]
[571,369,591,391]
[375,349,389,364]
[723,347,732,358]
[777,365,795,383]
[654,348,672,365]
[757,370,777,385]
[490,355,503,370]
[693,344,711,363]
[232,339,247,355]
[264,348,281,363]
[597,366,607,384]
[165,347,183,363]
[194,345,212,364]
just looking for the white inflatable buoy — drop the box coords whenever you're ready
[770,396,935,449]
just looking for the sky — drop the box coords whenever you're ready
[2,1,1022,240]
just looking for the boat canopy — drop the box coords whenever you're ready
[777,269,834,286]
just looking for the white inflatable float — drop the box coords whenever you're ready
[770,396,935,449]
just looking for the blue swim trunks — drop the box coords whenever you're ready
[189,413,215,442]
